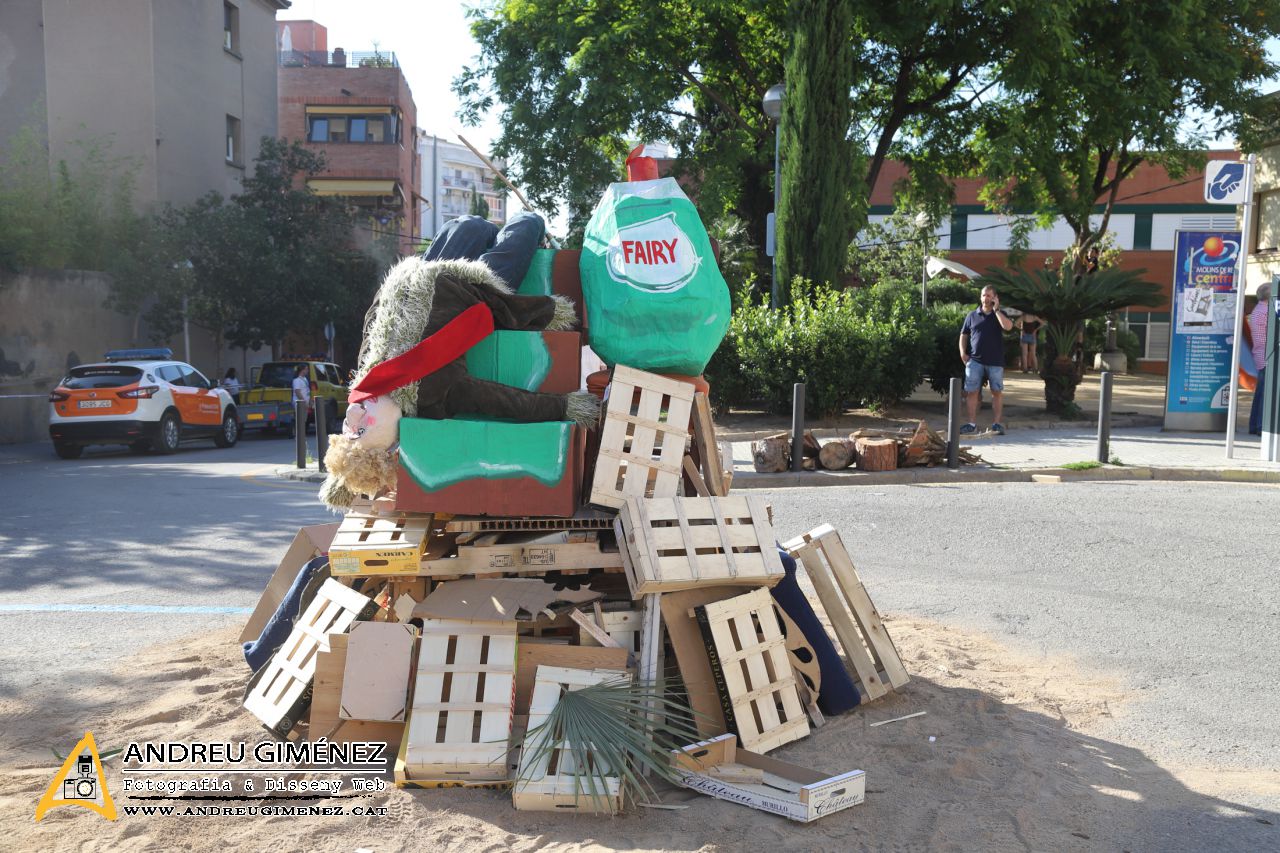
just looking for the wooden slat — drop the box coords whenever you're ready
[692,393,725,497]
[683,455,711,496]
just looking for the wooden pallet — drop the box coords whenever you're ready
[401,619,518,782]
[694,588,809,753]
[330,504,434,576]
[421,530,623,577]
[444,510,616,534]
[691,392,729,496]
[782,524,909,703]
[589,365,695,510]
[512,665,629,812]
[615,495,784,595]
[243,578,376,738]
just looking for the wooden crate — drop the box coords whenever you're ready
[694,588,809,754]
[421,530,623,577]
[243,578,376,738]
[782,524,909,703]
[512,665,629,812]
[671,734,865,822]
[616,495,783,595]
[401,619,517,782]
[330,504,434,576]
[589,365,694,510]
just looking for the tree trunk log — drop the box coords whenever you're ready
[818,439,856,470]
[854,438,898,472]
[752,437,791,473]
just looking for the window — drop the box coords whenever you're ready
[226,115,242,164]
[1255,190,1280,254]
[223,2,239,53]
[62,366,143,389]
[305,111,398,144]
[157,365,184,385]
[1125,311,1172,360]
[179,366,210,389]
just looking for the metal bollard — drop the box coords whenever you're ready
[947,377,962,469]
[791,383,806,473]
[1096,371,1113,464]
[294,400,307,468]
[315,397,328,473]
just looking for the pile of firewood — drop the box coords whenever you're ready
[752,421,982,473]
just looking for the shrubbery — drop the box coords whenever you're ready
[705,280,935,418]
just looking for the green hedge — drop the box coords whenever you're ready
[705,282,935,418]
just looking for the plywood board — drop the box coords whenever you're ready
[411,578,603,624]
[339,622,416,722]
[514,642,630,715]
[309,633,404,750]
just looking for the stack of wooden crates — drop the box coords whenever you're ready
[239,250,909,818]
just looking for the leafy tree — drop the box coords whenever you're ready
[969,0,1280,269]
[775,0,856,297]
[977,265,1162,413]
[468,187,490,220]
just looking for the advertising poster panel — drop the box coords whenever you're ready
[1164,230,1241,430]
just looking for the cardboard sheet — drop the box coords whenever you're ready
[411,578,602,624]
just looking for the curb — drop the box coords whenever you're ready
[276,465,326,483]
[728,464,1280,489]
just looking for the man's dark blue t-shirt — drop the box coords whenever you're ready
[963,309,1008,365]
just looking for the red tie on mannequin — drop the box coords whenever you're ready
[348,303,495,404]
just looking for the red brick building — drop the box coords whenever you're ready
[868,154,1242,373]
[276,20,421,255]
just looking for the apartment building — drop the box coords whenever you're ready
[418,133,508,237]
[0,0,286,208]
[277,20,421,255]
[867,155,1243,374]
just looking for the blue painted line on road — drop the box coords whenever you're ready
[0,604,253,615]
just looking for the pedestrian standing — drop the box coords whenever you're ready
[1248,282,1271,435]
[959,285,1014,434]
[1019,313,1042,373]
[291,365,311,408]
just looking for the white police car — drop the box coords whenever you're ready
[48,348,239,458]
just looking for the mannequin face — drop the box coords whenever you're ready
[342,395,401,449]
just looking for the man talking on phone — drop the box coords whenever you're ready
[959,284,1014,435]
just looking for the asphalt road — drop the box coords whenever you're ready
[1,436,1277,837]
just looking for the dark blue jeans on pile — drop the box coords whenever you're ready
[423,211,545,289]
[242,555,329,672]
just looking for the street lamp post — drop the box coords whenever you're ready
[762,84,785,310]
[915,211,931,310]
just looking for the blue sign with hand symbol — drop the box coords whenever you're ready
[1204,161,1248,204]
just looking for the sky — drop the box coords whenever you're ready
[278,0,502,153]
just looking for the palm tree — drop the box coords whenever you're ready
[977,266,1163,414]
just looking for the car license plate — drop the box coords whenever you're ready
[248,413,264,421]
[78,400,111,409]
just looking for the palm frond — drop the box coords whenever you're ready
[516,677,704,813]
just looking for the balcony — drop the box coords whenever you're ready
[441,175,506,194]
[279,48,399,69]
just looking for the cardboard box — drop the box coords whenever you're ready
[396,420,585,518]
[671,734,865,822]
[329,508,432,577]
[239,523,339,644]
[466,330,582,395]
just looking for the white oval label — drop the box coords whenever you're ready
[606,212,701,293]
